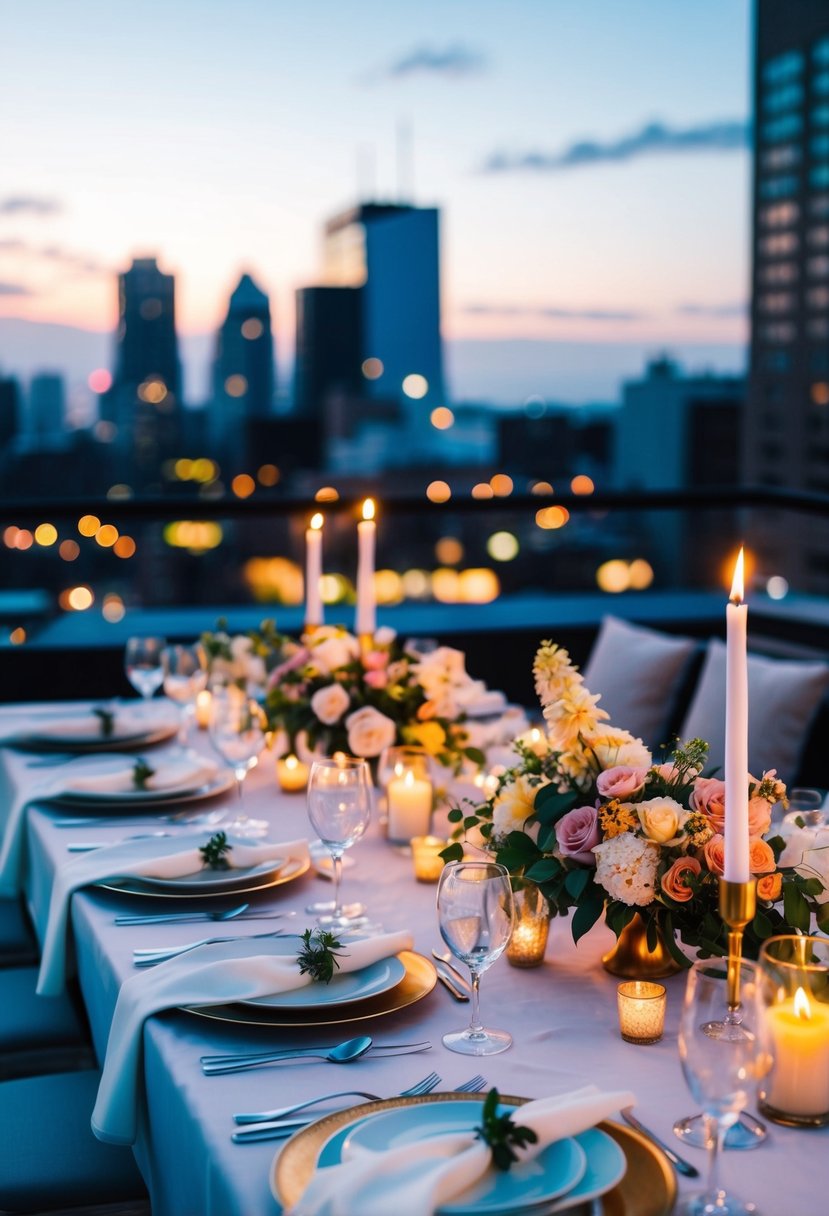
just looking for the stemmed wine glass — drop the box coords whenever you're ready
[306,756,372,929]
[162,643,207,744]
[437,861,515,1056]
[208,688,268,836]
[124,637,167,704]
[676,959,771,1215]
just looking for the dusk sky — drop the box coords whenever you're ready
[0,0,752,403]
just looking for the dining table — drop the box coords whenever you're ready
[0,698,826,1216]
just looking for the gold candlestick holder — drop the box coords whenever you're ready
[719,878,757,1014]
[359,632,375,656]
[302,622,320,639]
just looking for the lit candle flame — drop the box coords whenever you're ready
[404,769,414,787]
[362,498,375,522]
[530,727,541,743]
[285,754,298,771]
[794,985,812,1020]
[729,547,745,605]
[310,512,323,531]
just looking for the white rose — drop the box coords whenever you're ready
[309,629,360,675]
[345,706,397,758]
[374,626,397,647]
[778,824,829,903]
[310,683,350,726]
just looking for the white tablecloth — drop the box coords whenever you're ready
[1,701,826,1216]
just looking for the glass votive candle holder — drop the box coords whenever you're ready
[384,748,433,844]
[276,753,310,793]
[195,689,213,729]
[617,981,667,1044]
[411,836,447,883]
[506,882,551,968]
[759,934,829,1126]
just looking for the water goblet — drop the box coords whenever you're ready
[124,636,167,703]
[208,688,268,836]
[162,643,208,744]
[306,756,372,929]
[437,860,515,1056]
[675,959,771,1215]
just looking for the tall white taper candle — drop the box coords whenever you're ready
[724,547,750,883]
[356,498,376,637]
[305,513,324,629]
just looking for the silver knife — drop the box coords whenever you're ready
[435,967,469,1002]
[431,950,472,992]
[620,1106,699,1178]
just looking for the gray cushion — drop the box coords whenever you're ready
[583,616,697,747]
[0,966,87,1053]
[680,638,829,785]
[0,1069,146,1211]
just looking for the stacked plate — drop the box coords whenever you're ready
[5,705,179,751]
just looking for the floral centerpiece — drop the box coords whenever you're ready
[202,622,525,772]
[443,640,828,968]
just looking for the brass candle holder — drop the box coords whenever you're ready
[359,632,375,656]
[719,878,757,1014]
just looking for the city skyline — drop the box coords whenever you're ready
[0,0,751,404]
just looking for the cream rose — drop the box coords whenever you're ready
[587,729,652,772]
[637,797,689,845]
[308,628,360,675]
[345,706,397,758]
[310,683,350,726]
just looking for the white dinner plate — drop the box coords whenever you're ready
[240,955,407,1010]
[99,853,309,900]
[321,1100,590,1214]
[7,713,178,751]
[46,771,235,810]
[120,857,287,894]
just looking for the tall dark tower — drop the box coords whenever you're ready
[110,256,182,489]
[744,1,829,591]
[209,273,275,475]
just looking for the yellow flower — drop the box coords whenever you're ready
[404,720,447,756]
[599,799,639,839]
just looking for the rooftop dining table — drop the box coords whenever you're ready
[1,700,827,1216]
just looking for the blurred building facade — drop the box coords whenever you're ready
[209,272,276,474]
[28,373,65,438]
[745,0,829,591]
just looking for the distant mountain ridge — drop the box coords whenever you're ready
[0,315,746,408]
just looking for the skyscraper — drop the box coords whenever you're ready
[28,372,65,437]
[0,376,20,451]
[110,256,182,489]
[744,0,829,591]
[209,273,275,473]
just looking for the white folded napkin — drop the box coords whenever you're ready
[0,704,175,744]
[288,1084,634,1216]
[36,834,309,997]
[92,928,412,1146]
[0,752,218,898]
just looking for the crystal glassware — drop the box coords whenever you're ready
[124,636,167,701]
[437,860,515,1056]
[676,959,771,1215]
[208,688,268,836]
[162,643,208,745]
[306,756,372,929]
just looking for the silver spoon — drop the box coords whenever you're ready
[201,1035,373,1074]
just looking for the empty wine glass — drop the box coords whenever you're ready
[162,643,207,744]
[306,756,372,929]
[124,636,167,703]
[437,860,515,1056]
[208,688,268,836]
[676,959,771,1215]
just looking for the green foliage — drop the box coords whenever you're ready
[475,1089,538,1172]
[199,832,232,870]
[132,758,155,790]
[296,928,344,984]
[93,708,115,738]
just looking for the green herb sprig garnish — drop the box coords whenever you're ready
[94,707,115,738]
[296,928,344,984]
[476,1089,538,1171]
[199,831,232,870]
[132,759,156,790]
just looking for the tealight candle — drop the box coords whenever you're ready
[387,768,432,844]
[617,981,667,1044]
[276,753,309,793]
[506,883,551,968]
[195,689,212,729]
[411,836,447,882]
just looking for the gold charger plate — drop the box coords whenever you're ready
[273,1093,676,1216]
[185,949,436,1027]
[98,854,310,900]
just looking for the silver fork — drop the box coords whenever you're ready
[132,929,288,967]
[233,1070,443,1127]
[231,1073,486,1143]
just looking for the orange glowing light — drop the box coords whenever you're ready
[78,515,100,537]
[489,474,514,497]
[9,627,26,645]
[315,486,339,502]
[362,357,384,380]
[95,524,119,548]
[232,474,255,499]
[471,483,494,500]
[114,535,136,559]
[257,464,279,486]
[14,530,33,550]
[310,512,324,531]
[571,474,595,495]
[426,480,451,503]
[59,540,79,561]
[430,407,454,430]
[362,498,375,522]
[730,548,745,604]
[224,375,248,398]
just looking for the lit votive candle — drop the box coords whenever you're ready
[617,981,667,1044]
[762,986,829,1124]
[195,689,212,729]
[411,836,447,883]
[387,769,433,844]
[506,883,551,968]
[276,753,309,793]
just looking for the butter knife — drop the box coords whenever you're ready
[620,1106,699,1178]
[435,965,469,1002]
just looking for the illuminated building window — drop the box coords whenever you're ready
[759,232,798,256]
[809,226,829,248]
[759,202,799,228]
[758,291,795,314]
[241,318,263,340]
[763,51,803,84]
[224,374,248,397]
[808,255,829,277]
[762,144,801,170]
[812,134,829,158]
[812,194,829,217]
[761,322,796,343]
[759,175,798,199]
[758,262,797,284]
[762,113,803,142]
[807,286,829,310]
[809,317,829,340]
[763,82,803,113]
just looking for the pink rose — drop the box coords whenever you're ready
[556,805,600,865]
[364,669,389,690]
[690,776,726,833]
[362,650,389,671]
[596,766,648,800]
[702,834,726,876]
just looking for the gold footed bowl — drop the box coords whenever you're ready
[602,912,683,980]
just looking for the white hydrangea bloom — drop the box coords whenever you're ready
[593,834,659,906]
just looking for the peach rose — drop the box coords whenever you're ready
[596,765,648,800]
[310,683,350,725]
[749,837,776,875]
[637,797,689,845]
[748,796,772,837]
[661,856,702,902]
[702,834,726,876]
[345,706,396,757]
[690,777,726,833]
[757,872,783,901]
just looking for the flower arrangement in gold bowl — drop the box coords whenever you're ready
[443,640,827,974]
